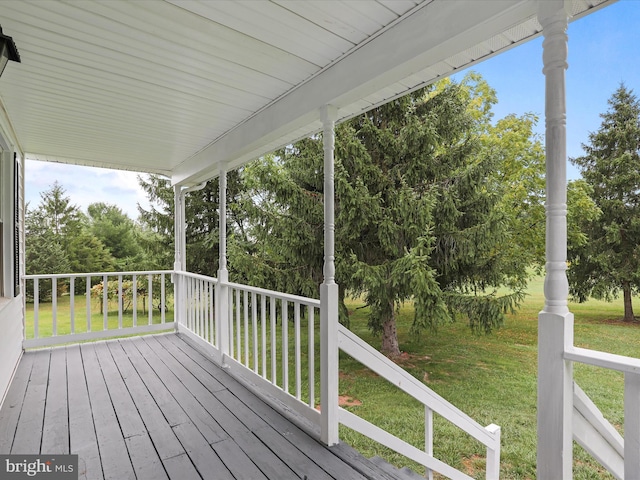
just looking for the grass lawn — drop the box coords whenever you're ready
[338,276,639,479]
[24,294,175,339]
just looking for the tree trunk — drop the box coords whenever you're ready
[381,306,401,358]
[623,281,635,322]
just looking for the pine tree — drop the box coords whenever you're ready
[240,76,527,357]
[25,183,115,297]
[137,171,247,275]
[569,84,640,322]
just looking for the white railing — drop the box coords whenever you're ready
[173,272,321,426]
[24,268,500,477]
[23,270,174,348]
[178,271,218,347]
[564,347,640,479]
[227,281,319,408]
[338,325,501,480]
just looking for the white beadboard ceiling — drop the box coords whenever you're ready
[0,0,614,185]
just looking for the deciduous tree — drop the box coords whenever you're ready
[87,202,143,269]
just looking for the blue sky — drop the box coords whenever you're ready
[25,0,640,219]
[26,161,151,221]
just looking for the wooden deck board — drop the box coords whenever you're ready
[66,344,103,480]
[93,341,167,480]
[41,347,69,454]
[152,335,302,480]
[124,433,169,480]
[106,341,187,463]
[0,352,34,453]
[80,343,136,480]
[11,349,50,454]
[0,333,401,480]
[129,336,228,445]
[93,343,147,439]
[162,453,202,480]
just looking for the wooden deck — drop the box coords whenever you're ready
[0,333,404,480]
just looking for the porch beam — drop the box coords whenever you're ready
[172,0,539,186]
[537,1,573,478]
[320,105,339,446]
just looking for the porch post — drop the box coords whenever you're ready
[217,164,230,364]
[320,105,339,446]
[537,1,574,478]
[174,185,186,271]
[173,185,185,328]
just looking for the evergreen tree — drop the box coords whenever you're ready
[36,181,85,246]
[25,184,115,297]
[66,232,115,273]
[240,76,527,356]
[569,84,640,322]
[137,175,175,269]
[137,171,247,275]
[24,221,70,300]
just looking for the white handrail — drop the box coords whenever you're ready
[24,268,500,478]
[225,280,321,307]
[566,346,640,478]
[338,324,501,479]
[225,283,319,407]
[176,270,220,284]
[564,347,640,374]
[24,270,172,279]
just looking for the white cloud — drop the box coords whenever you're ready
[25,160,153,221]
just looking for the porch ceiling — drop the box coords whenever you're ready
[0,0,613,185]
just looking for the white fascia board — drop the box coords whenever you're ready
[25,152,173,177]
[171,0,536,186]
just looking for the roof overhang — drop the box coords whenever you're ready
[0,0,615,186]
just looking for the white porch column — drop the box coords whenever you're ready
[537,1,574,478]
[174,185,185,328]
[320,105,339,446]
[217,164,230,363]
[174,185,186,271]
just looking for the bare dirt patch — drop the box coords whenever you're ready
[315,394,363,411]
[393,352,431,369]
[462,454,483,476]
[339,395,362,407]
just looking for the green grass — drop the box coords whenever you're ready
[338,276,640,479]
[25,294,175,339]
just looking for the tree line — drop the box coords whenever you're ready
[25,181,166,301]
[26,75,640,356]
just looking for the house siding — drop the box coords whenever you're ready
[0,297,23,408]
[0,103,25,409]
